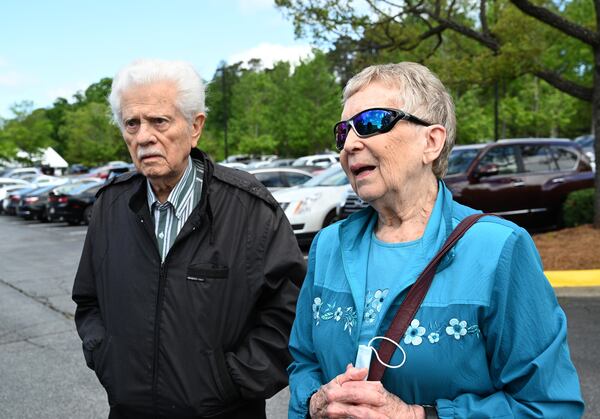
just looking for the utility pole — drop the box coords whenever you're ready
[221,63,229,159]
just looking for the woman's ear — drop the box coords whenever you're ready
[422,125,446,166]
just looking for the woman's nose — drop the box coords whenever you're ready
[343,128,364,153]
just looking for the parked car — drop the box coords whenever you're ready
[292,153,339,169]
[1,167,42,179]
[263,158,296,168]
[249,168,314,192]
[574,134,596,171]
[444,138,594,229]
[47,182,103,225]
[86,162,133,180]
[337,140,594,230]
[337,144,486,219]
[4,186,40,215]
[0,177,31,188]
[272,163,351,245]
[16,184,63,221]
[0,183,33,214]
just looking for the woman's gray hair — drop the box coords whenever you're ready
[109,59,206,128]
[343,62,456,178]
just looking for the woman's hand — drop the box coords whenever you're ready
[309,365,425,418]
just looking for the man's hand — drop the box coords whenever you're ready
[309,365,426,418]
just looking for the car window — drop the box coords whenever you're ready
[286,172,312,186]
[254,172,285,188]
[477,146,518,174]
[552,147,578,170]
[447,148,480,175]
[303,165,349,187]
[520,145,557,172]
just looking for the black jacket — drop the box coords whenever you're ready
[73,149,305,418]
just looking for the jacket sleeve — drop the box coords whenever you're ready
[224,206,305,400]
[435,228,584,418]
[72,194,106,370]
[288,232,324,419]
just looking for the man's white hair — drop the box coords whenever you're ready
[343,62,456,178]
[109,59,206,128]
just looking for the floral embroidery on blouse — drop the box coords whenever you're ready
[312,297,357,335]
[404,319,426,346]
[312,292,481,344]
[403,318,481,345]
[363,288,389,324]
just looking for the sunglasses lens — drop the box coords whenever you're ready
[353,109,396,136]
[335,121,350,150]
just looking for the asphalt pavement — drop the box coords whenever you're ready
[0,214,598,418]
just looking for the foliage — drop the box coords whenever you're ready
[59,102,128,167]
[204,51,341,159]
[563,189,595,227]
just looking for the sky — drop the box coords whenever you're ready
[0,0,313,119]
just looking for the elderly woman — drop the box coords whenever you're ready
[288,63,584,419]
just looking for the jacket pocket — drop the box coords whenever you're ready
[206,349,241,404]
[92,335,113,391]
[186,264,229,283]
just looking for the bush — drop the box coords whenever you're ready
[562,189,595,227]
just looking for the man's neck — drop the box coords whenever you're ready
[148,161,190,203]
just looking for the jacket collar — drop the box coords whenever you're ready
[128,148,216,246]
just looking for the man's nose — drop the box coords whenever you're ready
[135,122,157,145]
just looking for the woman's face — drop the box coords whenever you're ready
[339,82,429,205]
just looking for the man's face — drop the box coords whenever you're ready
[120,81,205,183]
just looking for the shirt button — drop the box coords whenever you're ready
[159,232,164,239]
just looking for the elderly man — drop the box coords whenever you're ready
[72,59,305,419]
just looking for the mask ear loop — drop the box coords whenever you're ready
[367,336,407,369]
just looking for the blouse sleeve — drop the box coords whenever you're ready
[435,228,584,418]
[288,232,325,419]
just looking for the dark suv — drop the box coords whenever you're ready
[338,139,594,229]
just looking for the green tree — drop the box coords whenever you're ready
[60,102,128,166]
[276,0,600,227]
[0,102,55,163]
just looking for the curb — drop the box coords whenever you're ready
[547,270,600,298]
[546,270,600,288]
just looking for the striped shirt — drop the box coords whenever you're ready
[147,156,204,261]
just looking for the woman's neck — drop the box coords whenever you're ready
[373,177,439,243]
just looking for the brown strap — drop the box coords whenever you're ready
[367,213,492,381]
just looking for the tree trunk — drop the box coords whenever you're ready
[593,47,600,228]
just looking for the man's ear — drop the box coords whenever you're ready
[190,113,206,148]
[422,125,446,166]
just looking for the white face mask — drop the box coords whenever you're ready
[354,336,407,379]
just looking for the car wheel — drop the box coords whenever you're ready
[322,209,338,229]
[40,207,50,223]
[67,219,80,226]
[83,206,93,225]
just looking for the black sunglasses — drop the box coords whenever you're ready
[334,107,433,151]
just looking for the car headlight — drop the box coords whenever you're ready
[291,192,322,215]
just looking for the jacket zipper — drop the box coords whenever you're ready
[151,262,167,411]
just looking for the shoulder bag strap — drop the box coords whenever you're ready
[367,213,493,382]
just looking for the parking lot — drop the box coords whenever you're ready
[0,214,598,418]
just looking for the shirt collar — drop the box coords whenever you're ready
[146,156,195,218]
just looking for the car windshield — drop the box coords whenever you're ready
[446,148,480,175]
[575,135,594,148]
[301,165,349,187]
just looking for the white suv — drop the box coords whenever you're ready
[292,154,339,168]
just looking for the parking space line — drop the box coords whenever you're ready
[65,230,87,236]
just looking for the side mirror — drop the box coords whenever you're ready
[474,163,500,179]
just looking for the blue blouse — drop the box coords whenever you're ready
[288,182,584,419]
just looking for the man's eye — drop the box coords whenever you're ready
[153,118,168,126]
[125,119,139,128]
